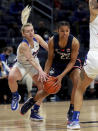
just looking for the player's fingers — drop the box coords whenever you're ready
[55,80,61,87]
[38,75,41,82]
[42,75,47,82]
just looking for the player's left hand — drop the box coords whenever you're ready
[55,75,63,87]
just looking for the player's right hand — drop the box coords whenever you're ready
[38,69,48,82]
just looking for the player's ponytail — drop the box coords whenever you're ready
[21,5,32,32]
[21,5,31,25]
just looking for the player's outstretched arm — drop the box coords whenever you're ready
[19,43,48,82]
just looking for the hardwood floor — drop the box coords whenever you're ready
[0,100,98,131]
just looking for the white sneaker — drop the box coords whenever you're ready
[67,121,80,130]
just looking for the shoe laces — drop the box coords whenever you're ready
[70,121,79,126]
[12,96,19,102]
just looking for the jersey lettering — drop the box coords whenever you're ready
[55,49,71,60]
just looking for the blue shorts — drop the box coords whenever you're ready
[50,59,82,77]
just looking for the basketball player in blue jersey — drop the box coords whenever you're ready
[67,0,98,129]
[44,21,82,121]
[8,6,49,121]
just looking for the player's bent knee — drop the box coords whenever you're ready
[8,74,17,83]
[37,84,43,91]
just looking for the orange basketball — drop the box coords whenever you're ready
[43,76,61,94]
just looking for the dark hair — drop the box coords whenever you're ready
[3,47,12,53]
[58,21,70,29]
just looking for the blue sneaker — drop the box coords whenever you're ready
[30,109,43,121]
[11,95,21,111]
[67,120,80,130]
[20,97,35,115]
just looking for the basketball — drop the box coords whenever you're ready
[43,76,61,94]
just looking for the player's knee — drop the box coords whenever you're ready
[81,86,86,93]
[35,82,43,90]
[38,85,43,91]
[8,73,16,83]
[72,77,79,88]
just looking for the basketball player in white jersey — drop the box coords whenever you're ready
[8,6,49,121]
[67,0,98,129]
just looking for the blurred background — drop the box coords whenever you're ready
[0,0,96,104]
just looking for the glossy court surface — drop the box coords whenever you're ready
[0,100,98,131]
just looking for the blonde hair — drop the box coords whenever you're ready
[21,23,33,32]
[21,5,32,32]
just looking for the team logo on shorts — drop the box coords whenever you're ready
[66,48,70,52]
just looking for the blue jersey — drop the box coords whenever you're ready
[50,33,81,76]
[52,33,73,70]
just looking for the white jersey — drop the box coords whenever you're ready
[90,16,98,50]
[17,38,39,66]
[14,38,39,77]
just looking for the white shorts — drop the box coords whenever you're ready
[83,50,98,79]
[13,62,38,77]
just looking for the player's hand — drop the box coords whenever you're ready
[38,69,48,82]
[56,75,63,87]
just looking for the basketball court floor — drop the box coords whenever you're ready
[0,100,98,131]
